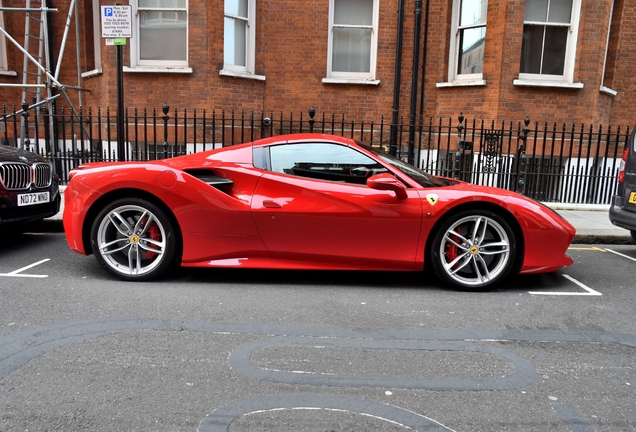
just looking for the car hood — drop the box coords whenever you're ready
[0,144,49,164]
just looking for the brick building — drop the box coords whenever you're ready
[0,0,634,127]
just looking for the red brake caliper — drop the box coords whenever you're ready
[145,221,161,260]
[444,228,461,267]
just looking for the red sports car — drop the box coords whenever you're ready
[63,133,575,290]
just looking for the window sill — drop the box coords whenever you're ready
[600,86,617,97]
[220,69,266,81]
[123,66,193,73]
[81,69,102,79]
[322,77,381,85]
[513,79,584,89]
[436,79,486,88]
[0,70,18,76]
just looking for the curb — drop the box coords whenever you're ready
[543,203,610,212]
[572,232,633,245]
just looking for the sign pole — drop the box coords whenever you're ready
[116,42,125,161]
[101,4,132,162]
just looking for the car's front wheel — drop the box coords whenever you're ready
[631,230,636,244]
[429,209,517,290]
[90,198,178,281]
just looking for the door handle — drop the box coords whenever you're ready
[262,199,282,208]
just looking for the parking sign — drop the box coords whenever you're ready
[101,5,132,39]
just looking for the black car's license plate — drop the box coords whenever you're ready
[17,191,50,207]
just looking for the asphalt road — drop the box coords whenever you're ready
[0,233,635,431]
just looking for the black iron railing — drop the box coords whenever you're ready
[1,104,630,205]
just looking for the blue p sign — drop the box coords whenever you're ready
[104,7,113,17]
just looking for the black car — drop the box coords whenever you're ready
[0,144,60,230]
[609,128,636,243]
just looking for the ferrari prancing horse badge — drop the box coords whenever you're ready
[426,193,439,206]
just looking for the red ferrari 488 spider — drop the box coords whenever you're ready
[63,134,575,290]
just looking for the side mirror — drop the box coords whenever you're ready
[367,173,408,200]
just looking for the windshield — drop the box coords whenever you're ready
[358,142,456,188]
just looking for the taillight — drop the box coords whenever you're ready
[618,147,628,184]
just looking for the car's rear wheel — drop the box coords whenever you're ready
[631,230,636,243]
[90,198,177,281]
[430,209,517,290]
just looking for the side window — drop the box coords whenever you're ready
[130,0,188,69]
[268,143,386,185]
[325,0,379,82]
[448,0,488,82]
[519,0,581,82]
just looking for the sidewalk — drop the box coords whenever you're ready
[42,187,634,245]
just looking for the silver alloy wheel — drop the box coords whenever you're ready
[95,204,167,277]
[438,215,511,288]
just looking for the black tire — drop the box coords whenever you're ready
[631,230,636,244]
[90,197,178,281]
[429,209,517,290]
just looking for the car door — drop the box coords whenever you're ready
[250,142,423,268]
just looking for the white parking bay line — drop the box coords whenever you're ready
[606,248,636,262]
[0,258,50,278]
[528,274,602,296]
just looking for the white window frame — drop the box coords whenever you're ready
[323,0,380,84]
[126,0,191,72]
[447,0,487,84]
[600,0,617,96]
[81,0,102,78]
[220,0,264,80]
[517,0,581,84]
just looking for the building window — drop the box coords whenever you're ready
[326,0,379,81]
[600,0,618,95]
[81,0,102,77]
[448,0,488,82]
[130,0,188,69]
[222,0,263,79]
[519,0,581,82]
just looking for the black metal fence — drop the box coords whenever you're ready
[1,103,630,205]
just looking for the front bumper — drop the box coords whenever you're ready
[0,185,61,225]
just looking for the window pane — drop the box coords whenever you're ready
[520,25,566,75]
[460,0,487,27]
[524,0,548,21]
[541,26,567,74]
[139,11,187,60]
[334,0,373,26]
[225,0,248,18]
[332,27,371,72]
[457,26,485,74]
[520,25,544,74]
[548,0,572,23]
[139,0,186,8]
[224,17,246,66]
